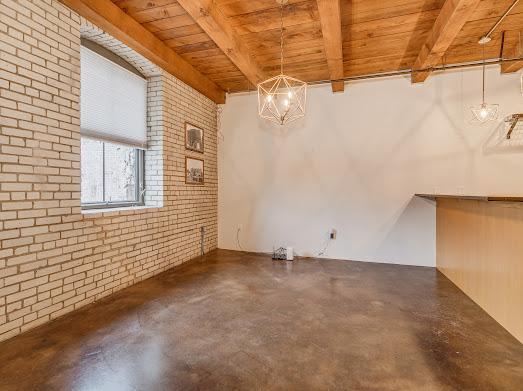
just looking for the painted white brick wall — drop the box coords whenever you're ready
[0,0,218,342]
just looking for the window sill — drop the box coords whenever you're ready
[82,204,160,218]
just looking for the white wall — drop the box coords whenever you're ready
[218,66,523,266]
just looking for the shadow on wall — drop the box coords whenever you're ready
[372,196,436,267]
[219,68,523,267]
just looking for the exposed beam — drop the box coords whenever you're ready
[412,0,480,83]
[177,0,266,87]
[501,30,523,73]
[316,0,344,92]
[59,0,226,103]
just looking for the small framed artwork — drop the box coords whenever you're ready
[186,157,204,185]
[185,122,204,153]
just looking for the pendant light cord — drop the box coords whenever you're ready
[280,2,284,75]
[482,45,486,103]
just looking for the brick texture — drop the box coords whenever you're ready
[0,0,218,342]
[80,20,161,78]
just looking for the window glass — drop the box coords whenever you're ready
[81,139,142,207]
[104,142,137,203]
[81,138,103,204]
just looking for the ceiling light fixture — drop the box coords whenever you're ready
[470,41,499,124]
[257,0,307,125]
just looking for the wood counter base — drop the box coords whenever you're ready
[435,197,523,343]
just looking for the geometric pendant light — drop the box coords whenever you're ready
[470,38,499,124]
[258,0,307,125]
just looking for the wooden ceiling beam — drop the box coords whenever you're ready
[412,0,481,83]
[176,0,267,87]
[501,30,523,73]
[316,0,345,92]
[58,0,226,103]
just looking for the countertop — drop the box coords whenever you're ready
[415,194,523,202]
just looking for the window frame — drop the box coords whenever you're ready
[81,140,146,210]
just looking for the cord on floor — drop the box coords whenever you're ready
[236,228,331,258]
[236,227,244,251]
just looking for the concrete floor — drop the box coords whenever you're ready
[0,249,522,390]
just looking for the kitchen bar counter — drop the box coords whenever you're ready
[424,195,523,343]
[416,194,523,202]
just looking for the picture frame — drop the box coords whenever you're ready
[185,157,204,185]
[185,122,204,153]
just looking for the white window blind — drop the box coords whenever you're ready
[80,46,147,149]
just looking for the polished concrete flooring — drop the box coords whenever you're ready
[0,249,522,390]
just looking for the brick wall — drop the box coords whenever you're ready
[0,0,218,342]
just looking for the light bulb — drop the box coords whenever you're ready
[257,74,307,125]
[470,102,499,124]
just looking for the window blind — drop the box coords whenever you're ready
[80,46,148,149]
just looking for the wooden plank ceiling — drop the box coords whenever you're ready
[110,0,523,94]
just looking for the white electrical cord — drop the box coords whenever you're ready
[317,237,332,257]
[277,236,331,258]
[236,227,244,251]
[236,226,331,258]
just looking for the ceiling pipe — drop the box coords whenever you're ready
[234,57,523,93]
[302,57,523,87]
[479,0,520,44]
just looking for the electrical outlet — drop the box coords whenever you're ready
[330,229,337,240]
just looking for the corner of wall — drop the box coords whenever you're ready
[145,75,164,208]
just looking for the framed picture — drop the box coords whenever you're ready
[186,157,204,185]
[185,122,204,153]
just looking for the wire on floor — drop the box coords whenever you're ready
[236,227,244,251]
[237,229,330,258]
[317,237,332,257]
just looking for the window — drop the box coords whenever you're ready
[80,43,147,209]
[81,139,144,208]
